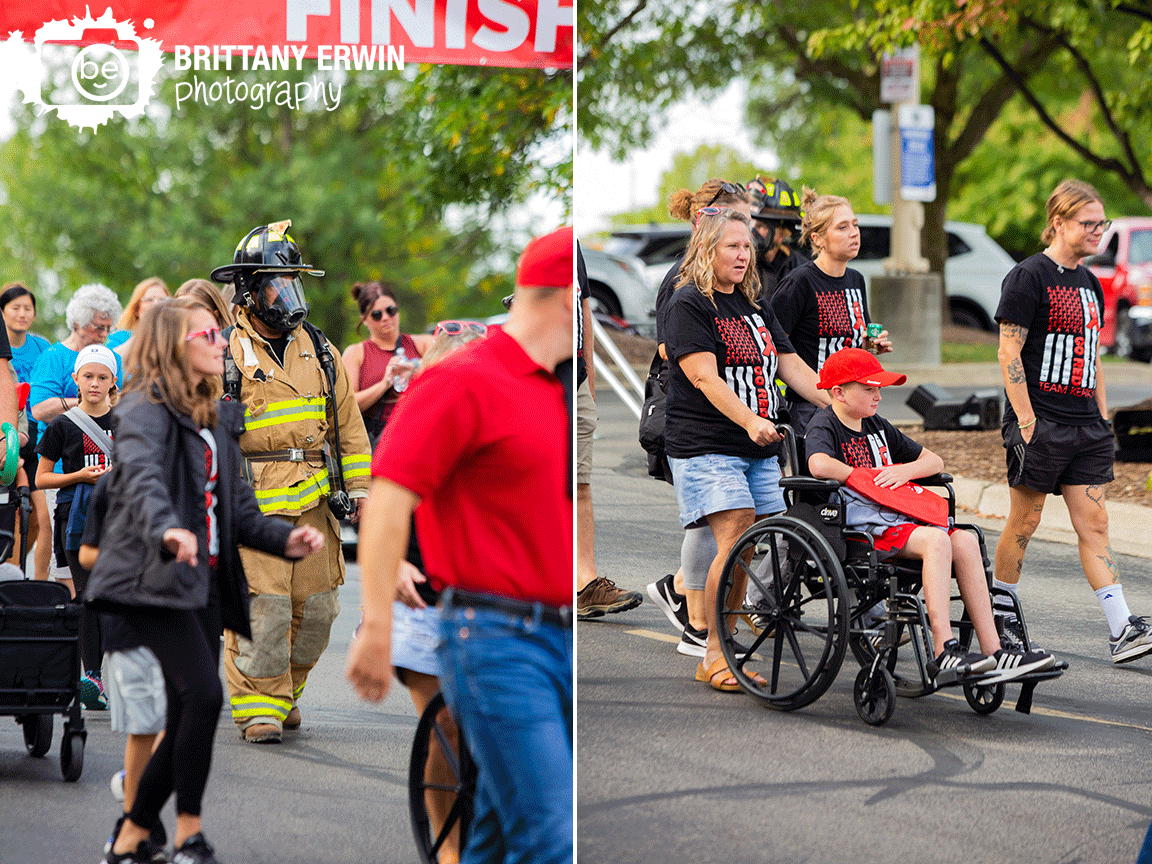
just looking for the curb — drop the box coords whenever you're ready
[949,475,1152,560]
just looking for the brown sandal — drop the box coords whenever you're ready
[695,657,741,692]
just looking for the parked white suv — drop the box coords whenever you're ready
[604,216,1016,331]
[579,244,656,336]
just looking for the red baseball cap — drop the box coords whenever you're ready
[817,348,907,389]
[516,226,573,289]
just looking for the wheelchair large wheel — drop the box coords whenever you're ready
[408,692,475,864]
[717,514,850,711]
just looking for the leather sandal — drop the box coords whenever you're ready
[695,657,741,692]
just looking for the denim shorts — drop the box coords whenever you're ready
[390,600,442,679]
[667,453,785,528]
[103,647,166,736]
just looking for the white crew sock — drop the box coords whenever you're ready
[1094,584,1132,638]
[993,579,1019,614]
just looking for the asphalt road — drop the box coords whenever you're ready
[578,390,1152,864]
[0,561,426,864]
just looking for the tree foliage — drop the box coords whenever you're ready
[579,0,1152,293]
[0,61,571,344]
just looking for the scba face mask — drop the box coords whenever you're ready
[249,271,310,332]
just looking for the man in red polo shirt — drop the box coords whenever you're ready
[347,226,574,864]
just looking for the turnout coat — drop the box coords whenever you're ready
[85,391,295,639]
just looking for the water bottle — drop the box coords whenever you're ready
[392,346,414,393]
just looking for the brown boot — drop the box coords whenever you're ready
[283,706,301,729]
[242,722,282,743]
[577,576,643,620]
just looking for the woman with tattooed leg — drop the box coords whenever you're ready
[994,179,1152,664]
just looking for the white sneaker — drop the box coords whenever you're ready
[1109,615,1152,664]
[110,768,125,802]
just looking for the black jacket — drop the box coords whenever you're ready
[85,392,295,639]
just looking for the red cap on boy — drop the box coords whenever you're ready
[817,348,907,389]
[516,226,573,289]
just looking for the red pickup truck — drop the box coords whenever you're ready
[1087,217,1152,361]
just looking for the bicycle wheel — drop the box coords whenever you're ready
[408,692,476,864]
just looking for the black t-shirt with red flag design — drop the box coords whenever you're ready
[665,283,794,460]
[771,261,871,401]
[995,253,1105,425]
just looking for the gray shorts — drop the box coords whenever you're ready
[103,647,166,735]
[576,378,597,485]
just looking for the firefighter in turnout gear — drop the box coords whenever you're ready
[211,221,371,743]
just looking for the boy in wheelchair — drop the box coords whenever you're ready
[804,348,1054,685]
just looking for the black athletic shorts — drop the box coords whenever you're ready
[1003,413,1114,494]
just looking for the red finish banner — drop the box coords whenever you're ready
[0,0,573,69]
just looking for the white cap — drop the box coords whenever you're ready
[73,344,118,378]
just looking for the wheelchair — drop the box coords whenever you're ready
[408,691,476,864]
[715,426,1067,727]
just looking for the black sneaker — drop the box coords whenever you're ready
[172,833,219,864]
[995,612,1039,650]
[106,817,168,862]
[742,598,773,636]
[676,623,707,657]
[646,573,689,633]
[927,639,996,685]
[983,645,1056,683]
[1109,615,1152,664]
[105,839,154,864]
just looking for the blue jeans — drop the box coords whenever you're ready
[437,602,573,864]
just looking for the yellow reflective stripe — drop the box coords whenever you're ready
[292,680,306,700]
[230,695,293,720]
[342,453,370,480]
[244,397,327,431]
[253,470,330,513]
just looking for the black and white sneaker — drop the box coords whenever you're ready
[105,817,167,863]
[647,573,689,633]
[104,840,153,864]
[1109,615,1152,664]
[995,612,1041,650]
[983,645,1056,683]
[172,832,219,864]
[927,639,995,684]
[676,623,708,657]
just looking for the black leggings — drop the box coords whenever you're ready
[65,551,102,674]
[124,606,223,821]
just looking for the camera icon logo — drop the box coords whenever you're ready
[0,8,163,131]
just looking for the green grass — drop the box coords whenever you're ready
[941,342,999,363]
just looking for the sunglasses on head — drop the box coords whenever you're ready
[186,326,223,345]
[370,305,399,321]
[705,181,740,207]
[433,320,487,337]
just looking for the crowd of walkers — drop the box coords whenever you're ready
[590,175,1152,691]
[3,221,574,864]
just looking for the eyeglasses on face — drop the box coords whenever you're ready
[370,305,399,321]
[1076,219,1112,234]
[705,181,741,208]
[433,320,487,337]
[84,321,113,334]
[186,326,223,345]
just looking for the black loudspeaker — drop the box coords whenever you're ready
[905,383,1002,431]
[1112,408,1152,462]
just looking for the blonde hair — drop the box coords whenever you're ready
[123,298,218,428]
[1042,179,1104,245]
[799,187,853,253]
[674,209,760,308]
[668,179,750,224]
[416,329,486,373]
[175,278,235,329]
[116,277,169,331]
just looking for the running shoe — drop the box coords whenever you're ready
[676,623,708,657]
[80,670,108,710]
[926,639,995,684]
[172,833,219,864]
[982,645,1056,683]
[1109,615,1152,664]
[646,573,688,632]
[742,598,773,636]
[105,816,167,862]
